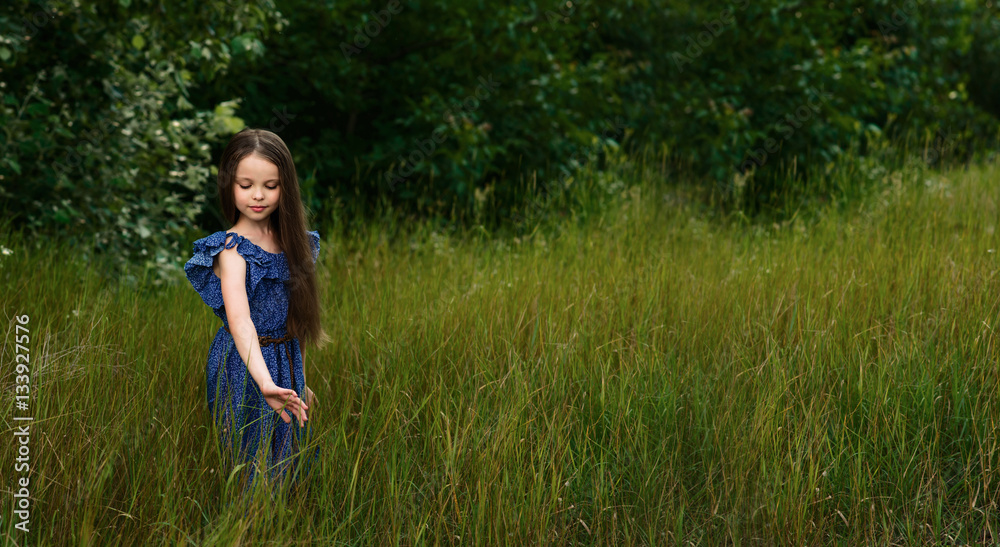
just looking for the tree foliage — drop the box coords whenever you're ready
[2,0,998,279]
[0,0,270,280]
[207,0,999,219]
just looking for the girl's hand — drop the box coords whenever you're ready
[303,385,317,408]
[260,381,308,425]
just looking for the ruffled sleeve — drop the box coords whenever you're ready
[183,231,236,310]
[309,230,320,264]
[184,231,293,308]
[232,234,289,299]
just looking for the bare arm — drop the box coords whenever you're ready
[217,234,308,424]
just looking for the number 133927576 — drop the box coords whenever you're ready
[15,315,31,404]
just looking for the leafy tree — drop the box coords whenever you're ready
[205,0,999,222]
[3,0,998,272]
[0,0,272,282]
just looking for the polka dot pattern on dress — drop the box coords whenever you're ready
[183,229,321,494]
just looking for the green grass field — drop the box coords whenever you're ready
[2,156,999,545]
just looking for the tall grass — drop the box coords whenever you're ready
[1,152,999,544]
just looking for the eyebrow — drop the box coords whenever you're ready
[236,177,280,183]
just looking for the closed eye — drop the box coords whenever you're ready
[239,185,278,190]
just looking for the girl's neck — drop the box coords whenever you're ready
[230,217,274,238]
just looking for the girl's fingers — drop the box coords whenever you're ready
[283,398,307,424]
[267,387,308,424]
[287,392,308,412]
[291,396,307,412]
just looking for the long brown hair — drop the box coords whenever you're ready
[217,128,329,348]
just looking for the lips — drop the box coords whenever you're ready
[250,206,266,212]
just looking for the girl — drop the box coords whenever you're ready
[184,128,329,498]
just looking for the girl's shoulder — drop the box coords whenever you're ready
[185,230,294,307]
[191,230,240,252]
[191,229,318,257]
[184,231,235,309]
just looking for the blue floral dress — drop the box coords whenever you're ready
[184,230,320,494]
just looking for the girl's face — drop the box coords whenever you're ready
[233,153,281,220]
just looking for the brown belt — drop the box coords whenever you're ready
[224,325,296,392]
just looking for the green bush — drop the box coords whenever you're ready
[0,0,271,282]
[2,0,999,271]
[602,0,1000,213]
[203,0,999,222]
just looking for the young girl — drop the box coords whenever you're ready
[184,128,329,497]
